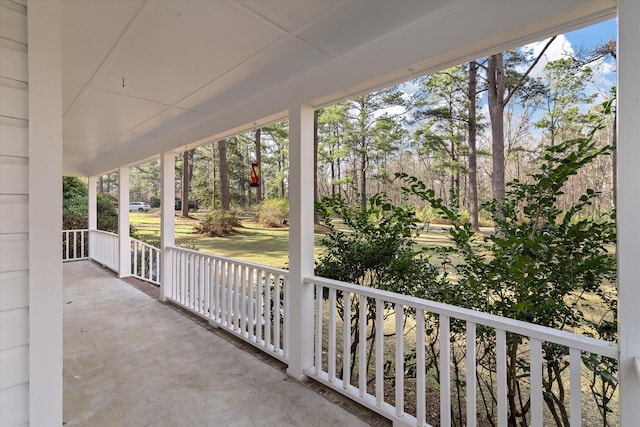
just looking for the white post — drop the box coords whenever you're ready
[617,1,640,425]
[28,1,63,424]
[286,104,315,379]
[160,152,175,301]
[118,166,130,278]
[88,175,97,259]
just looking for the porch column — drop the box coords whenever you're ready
[287,104,315,379]
[88,175,97,259]
[118,166,130,278]
[160,151,175,302]
[617,1,640,424]
[28,1,63,424]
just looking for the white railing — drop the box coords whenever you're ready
[131,238,160,285]
[89,230,119,273]
[168,247,289,363]
[62,229,89,262]
[305,275,619,427]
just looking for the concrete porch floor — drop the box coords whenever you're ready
[63,261,376,426]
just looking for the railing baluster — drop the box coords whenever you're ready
[274,273,281,353]
[181,250,187,305]
[240,265,247,336]
[248,267,255,340]
[226,261,233,328]
[141,243,146,279]
[65,231,70,260]
[315,282,323,375]
[199,255,205,314]
[256,268,263,342]
[203,257,212,320]
[358,294,367,398]
[328,287,337,383]
[375,298,384,407]
[530,338,543,427]
[570,347,582,427]
[190,254,196,308]
[73,231,77,259]
[395,304,404,418]
[264,271,272,346]
[416,309,426,427]
[496,329,507,427]
[440,315,451,427]
[133,241,138,277]
[466,322,477,427]
[233,263,239,331]
[343,291,351,390]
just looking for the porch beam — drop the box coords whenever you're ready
[286,104,315,379]
[160,151,175,301]
[118,166,130,278]
[617,0,640,425]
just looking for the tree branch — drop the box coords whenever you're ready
[503,36,557,107]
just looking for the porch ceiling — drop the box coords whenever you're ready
[61,0,616,177]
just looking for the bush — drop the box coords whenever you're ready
[399,121,618,426]
[256,198,289,227]
[148,196,160,208]
[194,209,240,236]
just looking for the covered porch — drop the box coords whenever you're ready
[63,260,379,426]
[2,0,639,426]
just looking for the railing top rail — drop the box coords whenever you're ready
[169,245,289,275]
[62,229,89,232]
[90,229,118,238]
[305,275,619,359]
[131,237,159,250]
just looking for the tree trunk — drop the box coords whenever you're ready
[181,150,190,217]
[255,128,262,203]
[280,150,286,198]
[98,175,104,194]
[360,138,367,210]
[314,110,320,224]
[612,109,617,208]
[218,139,230,211]
[468,61,480,231]
[487,53,506,201]
[211,143,217,208]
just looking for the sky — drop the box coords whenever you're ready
[527,18,617,83]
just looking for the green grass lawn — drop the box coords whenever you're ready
[129,209,452,268]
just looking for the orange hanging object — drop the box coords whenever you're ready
[250,162,260,187]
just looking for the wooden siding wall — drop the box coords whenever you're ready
[0,1,30,425]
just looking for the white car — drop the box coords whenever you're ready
[129,201,150,212]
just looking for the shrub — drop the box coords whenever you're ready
[399,120,617,426]
[256,198,289,227]
[148,196,160,208]
[194,209,240,237]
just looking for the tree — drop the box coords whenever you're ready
[181,149,194,217]
[468,61,480,230]
[255,128,263,203]
[413,65,469,207]
[218,139,230,211]
[485,37,556,200]
[534,57,595,146]
[317,104,352,198]
[345,87,407,209]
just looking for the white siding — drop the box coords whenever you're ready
[0,1,29,425]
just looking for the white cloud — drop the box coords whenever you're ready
[525,35,574,78]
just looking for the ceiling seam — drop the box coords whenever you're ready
[63,0,149,117]
[226,0,336,59]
